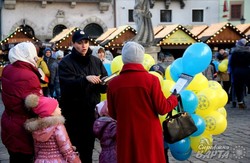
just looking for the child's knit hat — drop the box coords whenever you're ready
[25,94,58,118]
[96,100,109,116]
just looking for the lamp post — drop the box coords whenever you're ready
[240,16,246,24]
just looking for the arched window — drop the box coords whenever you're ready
[84,23,103,39]
[20,25,35,36]
[53,24,67,37]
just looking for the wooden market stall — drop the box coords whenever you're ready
[154,24,201,59]
[49,27,97,51]
[236,23,250,40]
[196,22,248,51]
[189,25,209,37]
[0,26,41,65]
[0,26,40,51]
[96,25,137,57]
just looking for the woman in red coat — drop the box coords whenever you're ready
[1,42,42,162]
[107,41,178,163]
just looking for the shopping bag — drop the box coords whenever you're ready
[38,68,49,83]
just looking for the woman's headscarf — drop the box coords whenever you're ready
[8,42,38,67]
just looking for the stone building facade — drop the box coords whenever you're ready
[0,0,247,43]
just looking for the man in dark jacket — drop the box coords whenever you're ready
[229,38,250,109]
[58,30,108,162]
[43,47,57,97]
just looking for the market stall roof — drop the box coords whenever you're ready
[49,27,97,50]
[236,23,250,38]
[0,26,40,48]
[96,25,136,49]
[96,28,116,43]
[198,22,247,44]
[189,25,209,37]
[154,24,200,46]
[154,26,165,36]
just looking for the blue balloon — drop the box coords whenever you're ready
[180,90,198,114]
[182,43,212,76]
[190,114,206,136]
[168,137,191,153]
[171,148,192,161]
[212,60,219,72]
[170,58,183,82]
[104,63,112,76]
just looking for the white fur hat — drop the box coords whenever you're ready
[96,100,108,116]
[122,41,145,64]
[8,42,38,67]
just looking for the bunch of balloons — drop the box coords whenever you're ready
[160,43,228,160]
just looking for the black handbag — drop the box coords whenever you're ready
[162,95,197,144]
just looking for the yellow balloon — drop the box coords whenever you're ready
[143,54,155,70]
[100,93,107,101]
[203,111,227,135]
[165,65,173,81]
[221,59,228,65]
[186,73,209,92]
[161,79,175,98]
[217,107,227,118]
[216,88,228,108]
[149,71,164,86]
[195,88,219,115]
[208,80,222,90]
[218,63,227,72]
[111,55,123,73]
[190,132,213,153]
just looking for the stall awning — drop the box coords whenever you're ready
[198,22,247,44]
[154,24,200,46]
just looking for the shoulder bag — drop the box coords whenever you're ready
[162,95,197,144]
[38,60,49,84]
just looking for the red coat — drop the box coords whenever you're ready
[1,61,42,154]
[107,63,178,163]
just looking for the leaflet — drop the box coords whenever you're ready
[171,73,193,94]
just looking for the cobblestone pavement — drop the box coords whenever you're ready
[0,93,249,163]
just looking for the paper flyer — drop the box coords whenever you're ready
[171,73,193,94]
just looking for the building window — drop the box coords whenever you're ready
[192,9,204,22]
[160,10,172,22]
[53,24,67,37]
[230,4,242,19]
[128,9,134,22]
[84,23,103,39]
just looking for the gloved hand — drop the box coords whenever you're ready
[171,89,177,96]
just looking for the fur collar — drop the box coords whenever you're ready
[24,115,65,132]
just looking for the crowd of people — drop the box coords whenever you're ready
[202,38,250,109]
[0,28,249,163]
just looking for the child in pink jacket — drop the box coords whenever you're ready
[24,94,81,163]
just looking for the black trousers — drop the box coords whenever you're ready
[8,150,34,163]
[63,107,96,163]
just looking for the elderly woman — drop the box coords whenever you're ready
[1,42,42,162]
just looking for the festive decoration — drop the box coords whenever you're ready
[157,43,228,161]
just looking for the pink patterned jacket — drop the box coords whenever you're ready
[24,115,81,163]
